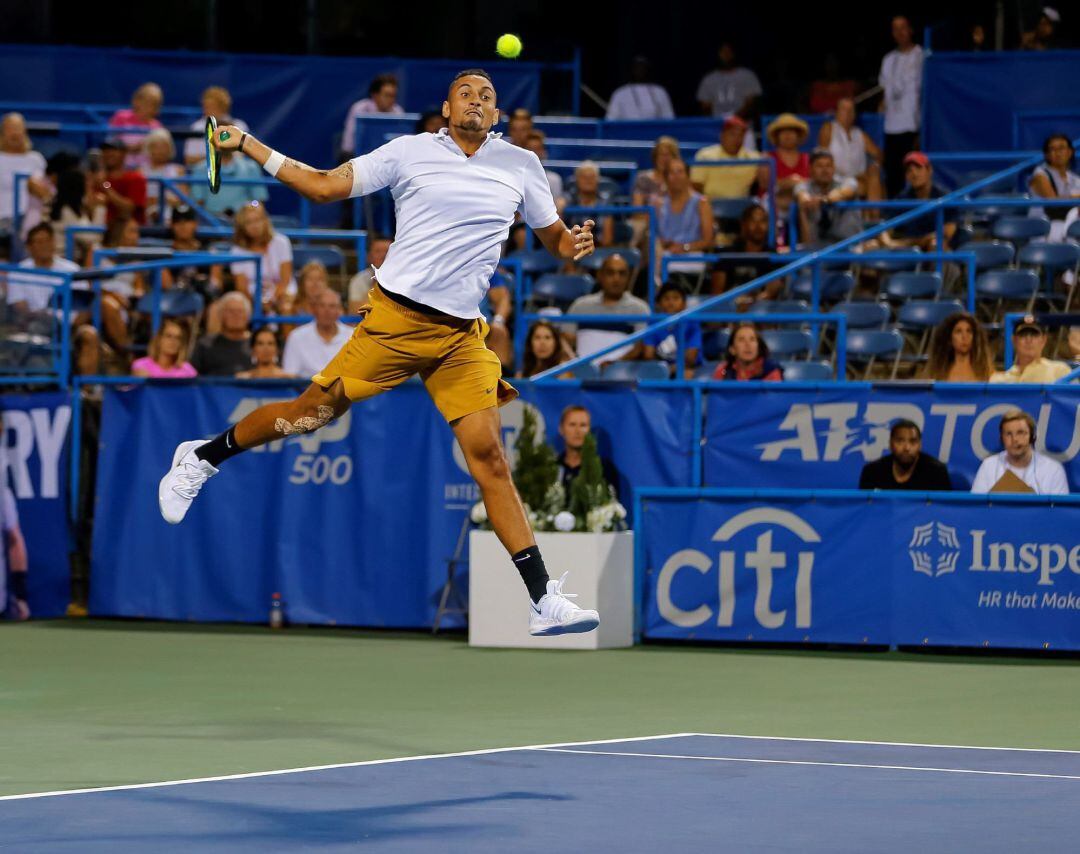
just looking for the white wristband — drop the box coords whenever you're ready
[263,150,286,178]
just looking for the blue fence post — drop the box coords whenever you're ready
[58,274,72,388]
[966,254,976,315]
[648,206,658,308]
[691,384,703,487]
[935,208,945,274]
[766,159,777,248]
[1004,314,1018,367]
[253,263,264,324]
[151,268,163,335]
[12,173,25,262]
[836,313,847,380]
[788,199,798,249]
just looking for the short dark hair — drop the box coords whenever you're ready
[1043,133,1074,157]
[368,74,398,96]
[450,68,494,91]
[890,419,922,440]
[26,221,54,242]
[809,147,834,165]
[657,282,687,302]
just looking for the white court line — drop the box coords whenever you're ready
[0,733,696,802]
[685,732,1080,755]
[533,748,1080,781]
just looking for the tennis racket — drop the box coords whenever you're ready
[205,115,222,194]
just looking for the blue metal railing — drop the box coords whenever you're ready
[0,264,73,386]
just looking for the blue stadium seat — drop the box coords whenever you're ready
[952,224,976,247]
[746,299,810,316]
[567,363,601,380]
[779,360,833,381]
[531,274,594,309]
[845,329,904,379]
[991,216,1050,243]
[790,271,855,303]
[711,198,755,221]
[136,289,205,318]
[602,360,670,381]
[270,215,301,229]
[833,301,890,330]
[975,269,1039,312]
[884,271,942,301]
[293,245,345,271]
[967,240,1015,270]
[701,328,730,360]
[507,248,560,276]
[693,361,719,380]
[760,329,814,360]
[860,250,921,272]
[579,247,642,272]
[611,220,634,245]
[1017,241,1080,272]
[1068,219,1080,241]
[896,299,965,331]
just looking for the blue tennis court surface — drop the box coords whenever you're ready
[4,733,1080,852]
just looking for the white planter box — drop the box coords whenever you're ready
[468,530,634,650]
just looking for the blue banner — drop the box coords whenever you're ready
[0,390,71,617]
[640,490,1080,651]
[704,384,1080,492]
[90,381,692,628]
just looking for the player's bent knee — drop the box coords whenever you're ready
[468,442,511,481]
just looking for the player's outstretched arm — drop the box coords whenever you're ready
[212,125,354,204]
[535,219,595,262]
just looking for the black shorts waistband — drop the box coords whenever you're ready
[376,282,464,321]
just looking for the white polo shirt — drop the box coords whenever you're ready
[282,320,353,379]
[970,451,1069,495]
[6,256,82,311]
[348,129,560,318]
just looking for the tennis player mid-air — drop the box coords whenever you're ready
[159,69,599,636]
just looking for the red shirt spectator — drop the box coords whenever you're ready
[712,323,784,381]
[95,139,147,225]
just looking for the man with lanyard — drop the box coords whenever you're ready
[158,70,600,636]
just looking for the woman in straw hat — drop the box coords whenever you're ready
[765,113,811,195]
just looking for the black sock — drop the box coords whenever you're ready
[195,427,246,468]
[512,545,550,604]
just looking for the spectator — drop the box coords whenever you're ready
[556,405,621,504]
[160,205,223,296]
[282,289,352,379]
[711,204,783,300]
[565,253,649,363]
[87,216,144,357]
[229,202,295,315]
[818,97,884,200]
[523,130,565,210]
[923,312,994,382]
[795,149,860,248]
[879,16,924,197]
[506,109,533,148]
[858,419,952,490]
[518,319,574,378]
[606,56,675,120]
[696,43,762,119]
[1021,7,1063,50]
[990,315,1071,383]
[236,327,292,378]
[632,136,680,208]
[712,322,783,380]
[347,235,392,312]
[0,113,50,240]
[641,282,702,378]
[5,222,81,315]
[414,110,447,135]
[108,82,164,171]
[565,162,614,246]
[190,291,252,376]
[142,128,186,225]
[655,159,714,279]
[765,114,810,194]
[90,138,147,225]
[691,116,759,200]
[876,152,955,250]
[341,74,405,156]
[483,269,514,370]
[46,161,100,259]
[131,318,198,378]
[1029,134,1080,242]
[184,86,249,167]
[188,146,267,217]
[0,448,29,621]
[971,409,1068,494]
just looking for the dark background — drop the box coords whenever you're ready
[1,0,1074,115]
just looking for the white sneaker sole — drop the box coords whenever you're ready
[529,611,601,637]
[158,440,207,525]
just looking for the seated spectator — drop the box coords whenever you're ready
[87,216,145,357]
[712,322,783,380]
[506,109,533,148]
[818,98,883,200]
[0,113,50,240]
[1021,8,1063,51]
[290,260,329,319]
[858,419,952,490]
[90,138,147,225]
[347,235,391,312]
[990,315,1071,383]
[161,205,223,294]
[556,405,621,504]
[45,159,100,259]
[518,319,575,378]
[229,202,295,315]
[483,269,514,370]
[184,86,249,167]
[341,74,405,156]
[282,289,352,379]
[971,409,1068,494]
[190,291,252,375]
[5,222,81,315]
[711,204,783,300]
[655,159,715,278]
[923,312,993,382]
[696,43,762,119]
[108,83,164,171]
[606,56,674,120]
[414,110,448,135]
[522,130,565,210]
[632,136,680,208]
[236,327,292,378]
[564,162,614,246]
[795,149,860,248]
[876,153,955,250]
[0,459,30,621]
[1029,134,1080,242]
[142,129,186,225]
[132,318,198,378]
[641,282,702,378]
[188,147,267,217]
[565,253,648,363]
[766,114,811,195]
[691,116,759,200]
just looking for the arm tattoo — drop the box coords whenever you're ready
[318,162,354,182]
[284,158,318,172]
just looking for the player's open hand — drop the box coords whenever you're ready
[572,220,595,261]
[213,125,244,152]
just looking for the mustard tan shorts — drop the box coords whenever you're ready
[312,283,517,423]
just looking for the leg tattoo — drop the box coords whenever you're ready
[275,405,334,435]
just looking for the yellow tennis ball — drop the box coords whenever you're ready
[496,33,522,59]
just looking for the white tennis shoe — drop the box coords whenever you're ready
[529,571,600,636]
[158,440,218,524]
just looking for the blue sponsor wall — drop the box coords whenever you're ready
[639,489,1080,651]
[0,390,72,617]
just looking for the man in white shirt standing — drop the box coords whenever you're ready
[282,289,352,379]
[606,56,675,121]
[159,69,600,637]
[971,410,1069,495]
[879,15,924,197]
